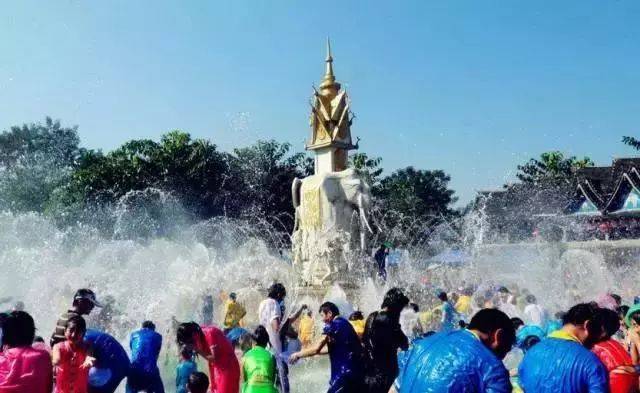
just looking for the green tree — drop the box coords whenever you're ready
[231,140,310,229]
[516,151,593,185]
[377,167,457,218]
[0,117,83,212]
[622,136,640,150]
[350,152,383,189]
[56,131,233,226]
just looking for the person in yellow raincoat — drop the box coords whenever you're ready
[455,289,472,315]
[297,309,315,347]
[223,292,246,332]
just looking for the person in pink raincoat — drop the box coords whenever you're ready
[0,311,53,393]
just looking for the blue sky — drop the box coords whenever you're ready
[1,1,639,204]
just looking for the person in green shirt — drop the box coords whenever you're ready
[241,325,278,393]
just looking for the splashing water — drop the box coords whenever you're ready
[1,185,637,391]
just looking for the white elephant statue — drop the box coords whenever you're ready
[291,168,373,287]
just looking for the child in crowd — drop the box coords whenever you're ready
[52,315,93,393]
[176,346,198,393]
[187,372,210,393]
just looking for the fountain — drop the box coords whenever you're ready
[291,40,373,295]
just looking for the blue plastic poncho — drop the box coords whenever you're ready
[84,329,130,393]
[176,359,197,393]
[395,330,511,393]
[129,328,162,373]
[225,327,248,345]
[518,332,608,393]
[545,320,562,335]
[516,325,545,348]
[126,328,164,393]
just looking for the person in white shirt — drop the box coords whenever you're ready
[523,294,547,328]
[258,282,289,393]
[496,286,521,319]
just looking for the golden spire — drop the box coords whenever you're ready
[319,37,340,92]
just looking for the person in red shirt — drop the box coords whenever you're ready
[0,311,53,393]
[52,315,93,393]
[176,322,240,393]
[592,308,638,393]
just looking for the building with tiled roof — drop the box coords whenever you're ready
[476,157,640,243]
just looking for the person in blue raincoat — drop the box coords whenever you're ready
[392,308,516,393]
[544,311,565,336]
[518,303,608,393]
[516,325,545,348]
[84,329,131,393]
[126,321,164,393]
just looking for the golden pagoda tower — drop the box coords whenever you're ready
[292,39,372,289]
[307,39,356,174]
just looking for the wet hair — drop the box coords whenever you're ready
[142,320,156,330]
[381,288,410,314]
[267,283,286,301]
[521,335,541,352]
[437,292,448,302]
[595,308,620,338]
[66,315,87,334]
[238,332,253,353]
[187,371,210,393]
[253,325,270,347]
[319,302,339,316]
[526,294,536,304]
[610,294,622,305]
[348,311,364,321]
[176,322,202,346]
[0,312,9,328]
[410,303,419,313]
[511,317,524,330]
[458,320,467,329]
[229,292,237,301]
[468,309,516,346]
[562,303,599,326]
[497,286,510,294]
[2,311,36,347]
[422,330,436,338]
[618,305,630,319]
[180,346,193,360]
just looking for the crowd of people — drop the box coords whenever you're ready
[3,283,640,393]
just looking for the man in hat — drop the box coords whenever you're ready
[50,288,102,347]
